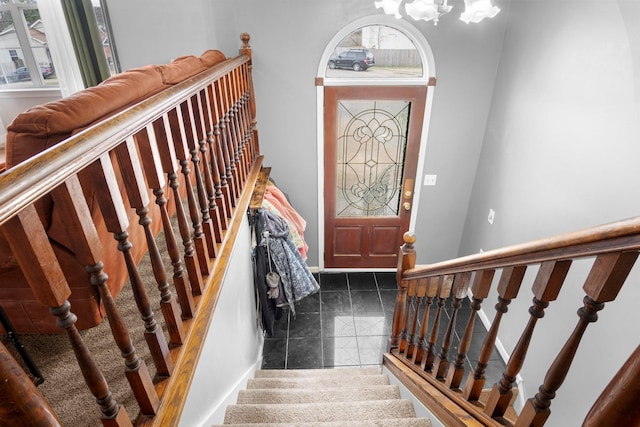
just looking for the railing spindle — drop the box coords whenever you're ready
[88,153,174,377]
[52,176,160,415]
[170,104,211,279]
[485,260,571,418]
[446,269,495,389]
[115,138,185,347]
[435,272,472,380]
[1,205,132,426]
[192,90,224,243]
[182,98,218,260]
[423,275,453,373]
[203,84,230,228]
[147,116,198,318]
[404,278,425,360]
[412,277,439,365]
[464,265,526,401]
[516,252,638,426]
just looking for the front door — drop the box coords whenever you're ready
[324,85,427,268]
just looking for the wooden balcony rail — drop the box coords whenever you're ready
[388,219,640,426]
[0,35,261,426]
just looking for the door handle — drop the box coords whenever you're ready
[403,202,411,211]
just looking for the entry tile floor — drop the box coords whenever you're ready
[261,272,506,385]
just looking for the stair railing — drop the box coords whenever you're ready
[388,219,640,426]
[0,34,260,426]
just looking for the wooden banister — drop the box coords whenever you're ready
[386,217,640,426]
[0,34,263,425]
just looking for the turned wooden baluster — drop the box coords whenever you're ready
[88,153,174,377]
[400,279,418,356]
[389,232,416,350]
[208,80,234,213]
[464,265,526,401]
[412,277,440,365]
[446,269,495,389]
[150,110,202,310]
[516,252,638,426]
[169,104,211,279]
[214,78,238,204]
[182,97,218,259]
[231,67,250,176]
[403,278,426,360]
[160,110,202,294]
[235,65,253,163]
[423,275,453,373]
[115,138,185,347]
[434,271,472,380]
[583,344,640,427]
[485,260,571,419]
[134,122,195,322]
[240,33,260,156]
[191,90,223,243]
[2,204,132,426]
[222,72,245,185]
[202,83,230,228]
[220,75,242,197]
[52,176,160,415]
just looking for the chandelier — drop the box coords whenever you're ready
[375,0,500,25]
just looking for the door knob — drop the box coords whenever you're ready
[403,202,411,211]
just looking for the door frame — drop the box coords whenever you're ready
[316,15,437,271]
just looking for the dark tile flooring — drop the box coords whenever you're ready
[261,272,507,385]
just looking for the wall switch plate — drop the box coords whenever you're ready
[424,174,437,186]
[488,209,495,224]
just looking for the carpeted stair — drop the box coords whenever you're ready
[214,367,432,426]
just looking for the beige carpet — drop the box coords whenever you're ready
[215,367,432,426]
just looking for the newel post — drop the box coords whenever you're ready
[389,232,416,350]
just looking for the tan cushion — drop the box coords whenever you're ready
[6,65,164,168]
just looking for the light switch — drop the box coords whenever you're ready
[424,174,437,186]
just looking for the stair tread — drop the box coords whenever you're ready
[237,384,401,404]
[213,418,432,426]
[254,367,381,378]
[246,374,390,390]
[223,399,417,424]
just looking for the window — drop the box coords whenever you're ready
[325,25,423,79]
[0,0,58,88]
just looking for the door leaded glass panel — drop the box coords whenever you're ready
[336,99,410,217]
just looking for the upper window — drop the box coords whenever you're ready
[0,0,58,89]
[325,25,423,79]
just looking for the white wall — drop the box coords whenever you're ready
[179,217,263,426]
[460,1,640,425]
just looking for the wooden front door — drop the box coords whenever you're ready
[324,85,427,268]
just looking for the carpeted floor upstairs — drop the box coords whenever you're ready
[213,367,432,426]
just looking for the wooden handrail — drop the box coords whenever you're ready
[0,55,249,225]
[403,216,640,279]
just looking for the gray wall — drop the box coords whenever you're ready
[460,1,640,425]
[106,0,509,267]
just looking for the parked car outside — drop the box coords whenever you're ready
[329,49,375,71]
[6,65,55,82]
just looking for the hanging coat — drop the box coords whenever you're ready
[257,208,319,316]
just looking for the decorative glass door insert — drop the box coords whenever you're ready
[336,100,410,218]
